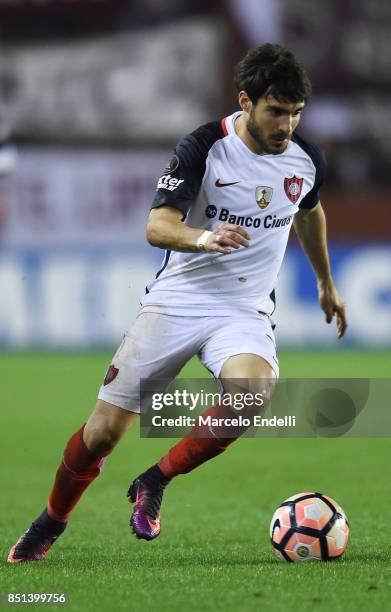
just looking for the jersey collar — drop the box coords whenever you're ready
[223,111,291,159]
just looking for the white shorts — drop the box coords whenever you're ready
[97,310,279,413]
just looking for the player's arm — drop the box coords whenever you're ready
[147,206,249,254]
[147,123,249,254]
[293,202,347,338]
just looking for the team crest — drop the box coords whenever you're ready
[255,186,273,209]
[103,364,119,386]
[284,175,304,204]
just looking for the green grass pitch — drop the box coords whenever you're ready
[1,350,391,611]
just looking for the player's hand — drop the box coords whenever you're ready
[318,281,347,339]
[205,223,250,254]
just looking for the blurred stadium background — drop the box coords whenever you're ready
[0,0,390,351]
[1,5,391,608]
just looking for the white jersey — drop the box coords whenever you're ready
[141,111,326,316]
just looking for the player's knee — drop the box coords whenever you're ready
[83,424,121,454]
[223,376,276,408]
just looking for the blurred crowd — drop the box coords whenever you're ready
[0,0,390,189]
[0,0,389,349]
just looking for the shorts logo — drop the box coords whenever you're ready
[205,204,217,218]
[103,365,119,386]
[255,186,273,209]
[157,174,184,191]
[284,175,303,203]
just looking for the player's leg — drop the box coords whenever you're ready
[8,311,201,559]
[129,313,278,540]
[158,353,276,477]
[8,400,137,563]
[7,312,170,563]
[125,316,205,540]
[47,400,138,523]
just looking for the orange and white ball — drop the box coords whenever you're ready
[270,492,349,562]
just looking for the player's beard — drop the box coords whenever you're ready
[247,110,289,155]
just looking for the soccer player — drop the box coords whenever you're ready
[8,43,347,562]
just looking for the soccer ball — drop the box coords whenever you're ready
[270,492,349,562]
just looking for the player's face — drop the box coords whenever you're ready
[245,96,305,155]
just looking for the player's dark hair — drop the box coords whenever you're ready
[234,43,312,104]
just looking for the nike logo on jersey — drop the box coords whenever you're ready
[215,178,241,188]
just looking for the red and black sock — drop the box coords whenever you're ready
[158,403,242,478]
[47,425,112,523]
